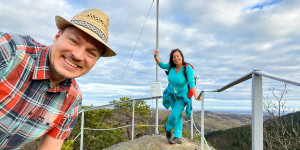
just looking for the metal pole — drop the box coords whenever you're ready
[252,73,263,150]
[132,99,135,140]
[80,110,84,150]
[155,98,159,134]
[190,103,194,139]
[155,0,159,135]
[201,91,204,150]
[155,1,159,80]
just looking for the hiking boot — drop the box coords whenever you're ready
[165,126,172,140]
[169,137,182,144]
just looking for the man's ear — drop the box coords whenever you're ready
[53,30,62,43]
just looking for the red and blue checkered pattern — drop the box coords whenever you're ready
[0,32,82,149]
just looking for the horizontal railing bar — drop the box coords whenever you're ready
[198,90,216,99]
[254,71,300,86]
[82,121,194,131]
[213,71,254,92]
[205,69,300,93]
[83,125,165,131]
[83,96,162,112]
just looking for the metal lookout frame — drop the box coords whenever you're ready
[199,70,300,150]
[77,70,299,150]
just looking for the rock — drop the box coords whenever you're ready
[104,134,215,150]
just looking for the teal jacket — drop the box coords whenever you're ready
[158,62,195,119]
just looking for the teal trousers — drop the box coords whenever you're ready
[165,94,185,138]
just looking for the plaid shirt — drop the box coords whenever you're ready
[0,32,82,149]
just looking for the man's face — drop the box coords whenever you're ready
[49,26,104,81]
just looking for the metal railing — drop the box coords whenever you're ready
[199,70,300,150]
[79,96,161,150]
[77,95,210,150]
[76,70,299,150]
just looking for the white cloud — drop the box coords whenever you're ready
[1,0,299,113]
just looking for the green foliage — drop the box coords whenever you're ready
[62,140,73,150]
[205,125,252,150]
[110,97,151,140]
[205,112,300,150]
[68,106,125,150]
[193,133,202,142]
[158,116,169,133]
[205,85,300,150]
[182,130,190,139]
[181,130,202,143]
[66,97,151,149]
[82,124,125,149]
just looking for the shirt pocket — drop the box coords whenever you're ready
[21,112,57,138]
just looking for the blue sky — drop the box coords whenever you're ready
[1,0,299,113]
[251,0,284,9]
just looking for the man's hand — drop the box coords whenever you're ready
[38,134,64,150]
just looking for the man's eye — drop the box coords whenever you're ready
[89,51,96,56]
[70,38,77,43]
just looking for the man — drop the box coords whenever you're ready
[0,9,116,149]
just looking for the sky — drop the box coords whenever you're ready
[1,0,299,114]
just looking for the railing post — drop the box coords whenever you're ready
[155,98,159,134]
[132,99,135,140]
[80,110,84,150]
[201,91,204,150]
[252,73,263,150]
[190,98,194,139]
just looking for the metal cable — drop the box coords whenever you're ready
[110,0,154,101]
[193,120,211,150]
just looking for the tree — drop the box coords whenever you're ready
[110,97,151,140]
[205,125,251,149]
[263,84,300,149]
[67,106,125,150]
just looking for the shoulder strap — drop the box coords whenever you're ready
[165,65,172,75]
[183,63,195,82]
[183,63,189,81]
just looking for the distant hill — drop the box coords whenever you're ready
[149,110,252,134]
[204,111,300,149]
[193,111,251,133]
[205,125,251,149]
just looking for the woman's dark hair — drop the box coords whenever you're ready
[168,48,186,71]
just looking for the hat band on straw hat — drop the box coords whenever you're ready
[70,20,108,43]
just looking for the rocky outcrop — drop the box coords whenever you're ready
[104,134,215,150]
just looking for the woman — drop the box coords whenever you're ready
[154,48,201,144]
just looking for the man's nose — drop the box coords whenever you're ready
[72,47,85,61]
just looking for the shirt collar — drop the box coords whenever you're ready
[32,46,73,92]
[32,46,51,80]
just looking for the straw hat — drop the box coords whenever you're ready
[55,9,116,57]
